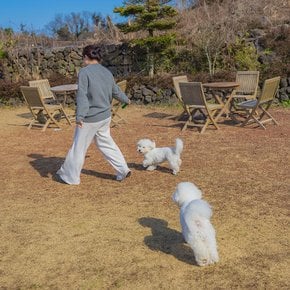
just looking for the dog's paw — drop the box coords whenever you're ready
[147,165,156,171]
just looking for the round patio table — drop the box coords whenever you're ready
[203,82,240,120]
[50,84,78,105]
[51,84,78,121]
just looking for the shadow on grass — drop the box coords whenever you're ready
[17,112,32,120]
[128,162,172,174]
[28,153,115,181]
[138,217,196,266]
[28,153,64,178]
[81,169,116,180]
[143,112,174,119]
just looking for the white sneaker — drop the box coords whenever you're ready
[116,170,131,181]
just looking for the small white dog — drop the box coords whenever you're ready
[137,138,183,175]
[172,182,219,266]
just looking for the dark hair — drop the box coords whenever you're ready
[82,45,102,62]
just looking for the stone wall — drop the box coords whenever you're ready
[0,43,289,105]
[127,83,177,105]
[0,44,144,82]
[278,77,290,102]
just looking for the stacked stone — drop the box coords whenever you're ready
[278,77,290,102]
[1,44,134,82]
[127,83,177,104]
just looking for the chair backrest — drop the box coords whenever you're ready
[117,80,127,93]
[29,79,55,100]
[235,71,259,94]
[179,82,206,106]
[172,75,188,102]
[20,86,45,108]
[259,76,280,103]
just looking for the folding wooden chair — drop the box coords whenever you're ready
[231,71,260,112]
[111,80,128,126]
[172,75,189,120]
[29,79,56,103]
[179,82,223,133]
[20,86,72,132]
[235,76,280,129]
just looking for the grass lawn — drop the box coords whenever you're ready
[0,105,289,289]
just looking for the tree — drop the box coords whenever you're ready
[177,1,241,75]
[114,0,177,78]
[45,11,95,40]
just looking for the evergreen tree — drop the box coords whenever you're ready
[114,0,177,78]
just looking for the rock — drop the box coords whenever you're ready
[280,78,288,88]
[144,95,152,103]
[279,93,289,101]
[133,92,142,100]
[142,87,153,96]
[70,51,82,60]
[152,87,159,94]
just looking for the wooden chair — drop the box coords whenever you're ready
[20,86,72,132]
[232,71,260,101]
[179,82,223,133]
[235,77,280,129]
[111,80,128,126]
[29,79,56,103]
[172,75,189,120]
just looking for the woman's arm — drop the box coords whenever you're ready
[112,82,130,104]
[76,70,89,123]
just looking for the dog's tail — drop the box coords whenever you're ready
[174,138,183,155]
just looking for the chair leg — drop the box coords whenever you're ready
[181,116,191,131]
[42,117,53,131]
[241,109,256,127]
[46,111,61,129]
[111,118,119,127]
[199,111,219,134]
[208,110,219,130]
[28,119,35,130]
[252,115,266,129]
[200,118,210,134]
[181,106,193,131]
[259,105,278,125]
[112,113,127,125]
[241,110,266,129]
[175,109,188,121]
[61,108,72,125]
[181,111,194,131]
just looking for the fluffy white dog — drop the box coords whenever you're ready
[137,138,183,175]
[172,182,219,266]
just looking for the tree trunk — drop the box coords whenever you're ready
[147,28,154,78]
[205,47,213,76]
[148,52,154,79]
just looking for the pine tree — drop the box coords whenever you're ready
[114,0,177,78]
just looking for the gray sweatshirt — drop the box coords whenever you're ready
[76,63,129,123]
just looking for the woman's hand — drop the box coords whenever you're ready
[76,120,83,128]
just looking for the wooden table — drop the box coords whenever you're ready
[51,84,78,121]
[50,84,78,106]
[203,82,240,121]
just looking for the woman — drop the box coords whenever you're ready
[57,45,131,184]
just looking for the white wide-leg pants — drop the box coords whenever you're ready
[57,117,129,184]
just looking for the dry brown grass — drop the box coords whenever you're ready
[0,105,289,289]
